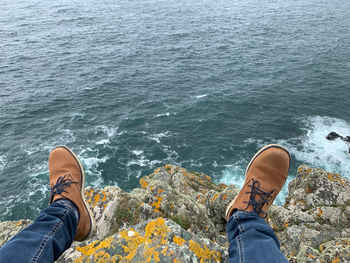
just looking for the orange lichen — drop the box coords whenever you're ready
[211,194,219,202]
[85,189,92,197]
[173,235,186,246]
[117,218,169,262]
[165,164,173,170]
[101,191,108,202]
[189,240,221,262]
[332,256,340,263]
[85,189,112,210]
[151,196,163,210]
[317,208,323,217]
[139,177,149,189]
[94,194,100,204]
[306,168,313,173]
[158,188,164,195]
[74,217,225,263]
[75,236,114,262]
[15,221,24,227]
[170,203,174,210]
[283,222,289,228]
[222,194,227,200]
[306,253,315,259]
[319,244,324,252]
[328,173,345,186]
[205,175,211,181]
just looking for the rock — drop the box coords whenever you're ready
[0,220,32,247]
[267,164,350,260]
[1,164,350,262]
[58,218,227,262]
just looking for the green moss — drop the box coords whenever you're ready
[171,216,191,230]
[109,195,140,235]
[189,183,200,192]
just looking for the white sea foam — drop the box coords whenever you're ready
[155,112,171,117]
[148,132,171,143]
[278,116,350,179]
[127,154,162,168]
[0,154,7,171]
[219,116,350,205]
[194,94,208,99]
[161,145,179,161]
[94,125,118,146]
[95,139,110,145]
[132,150,144,156]
[95,125,118,138]
[220,162,247,189]
[84,87,94,90]
[78,148,109,187]
[189,159,203,167]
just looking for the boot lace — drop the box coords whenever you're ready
[50,174,78,203]
[243,180,274,218]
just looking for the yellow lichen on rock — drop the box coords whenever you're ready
[151,196,163,210]
[84,188,112,210]
[173,235,186,246]
[189,240,221,262]
[75,236,114,262]
[327,173,345,186]
[211,194,219,202]
[317,208,323,217]
[139,177,149,189]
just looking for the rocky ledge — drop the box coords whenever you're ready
[1,164,350,262]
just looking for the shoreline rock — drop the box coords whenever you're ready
[1,164,349,262]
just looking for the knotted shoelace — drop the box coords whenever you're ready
[243,179,274,218]
[50,174,78,203]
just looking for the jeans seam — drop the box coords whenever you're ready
[236,235,244,263]
[233,212,245,263]
[234,212,246,234]
[30,209,69,263]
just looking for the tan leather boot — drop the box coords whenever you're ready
[225,144,290,220]
[49,146,95,241]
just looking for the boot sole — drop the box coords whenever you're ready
[225,144,290,221]
[55,145,96,241]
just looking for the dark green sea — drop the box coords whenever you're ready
[1,0,350,221]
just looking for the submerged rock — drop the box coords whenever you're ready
[1,164,349,262]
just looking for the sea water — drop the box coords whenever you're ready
[0,0,350,221]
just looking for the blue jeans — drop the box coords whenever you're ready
[226,210,289,263]
[0,199,78,263]
[1,203,288,262]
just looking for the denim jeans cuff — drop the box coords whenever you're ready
[54,199,79,225]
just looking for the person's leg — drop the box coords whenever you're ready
[0,199,78,263]
[226,211,288,263]
[225,144,291,263]
[0,146,95,263]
